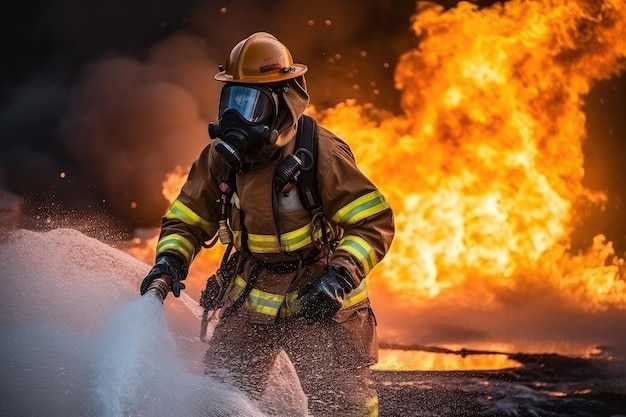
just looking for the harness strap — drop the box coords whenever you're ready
[295,115,331,249]
[263,250,324,273]
[220,250,325,318]
[296,115,322,213]
[240,209,249,252]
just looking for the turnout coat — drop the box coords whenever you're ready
[156,119,394,365]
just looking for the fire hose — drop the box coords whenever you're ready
[143,275,172,302]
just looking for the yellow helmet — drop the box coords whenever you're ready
[215,32,308,84]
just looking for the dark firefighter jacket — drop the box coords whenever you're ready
[156,122,395,325]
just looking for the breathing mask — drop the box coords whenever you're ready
[208,84,280,171]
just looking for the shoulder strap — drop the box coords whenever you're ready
[295,115,322,214]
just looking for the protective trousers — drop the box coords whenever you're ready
[204,306,379,417]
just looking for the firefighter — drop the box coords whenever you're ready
[140,32,395,417]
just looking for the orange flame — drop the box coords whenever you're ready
[313,0,626,355]
[128,0,626,365]
[372,349,521,371]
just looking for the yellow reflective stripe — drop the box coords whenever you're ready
[232,224,322,253]
[246,233,278,253]
[230,275,246,300]
[281,224,320,252]
[335,235,377,275]
[343,279,368,308]
[156,234,194,263]
[229,275,283,316]
[332,191,390,225]
[230,277,369,316]
[230,275,368,317]
[165,200,217,236]
[245,287,284,315]
[365,395,379,417]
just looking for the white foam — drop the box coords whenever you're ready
[0,228,305,416]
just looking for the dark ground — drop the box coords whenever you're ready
[375,353,626,417]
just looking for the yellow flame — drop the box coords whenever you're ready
[372,349,521,371]
[127,0,626,367]
[312,0,626,312]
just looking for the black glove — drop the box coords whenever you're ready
[140,254,188,298]
[297,266,354,323]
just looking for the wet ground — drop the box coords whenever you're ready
[375,353,626,417]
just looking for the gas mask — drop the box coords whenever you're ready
[208,84,280,171]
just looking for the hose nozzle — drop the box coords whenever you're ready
[144,276,172,301]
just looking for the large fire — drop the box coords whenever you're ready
[129,0,626,369]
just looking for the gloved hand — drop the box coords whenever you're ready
[297,266,354,323]
[140,254,188,298]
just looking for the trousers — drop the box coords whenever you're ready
[204,305,379,416]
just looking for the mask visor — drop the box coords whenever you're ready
[219,84,275,124]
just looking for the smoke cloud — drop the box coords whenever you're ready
[61,33,220,223]
[4,0,623,240]
[0,0,421,230]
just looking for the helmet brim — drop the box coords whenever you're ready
[214,63,308,83]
